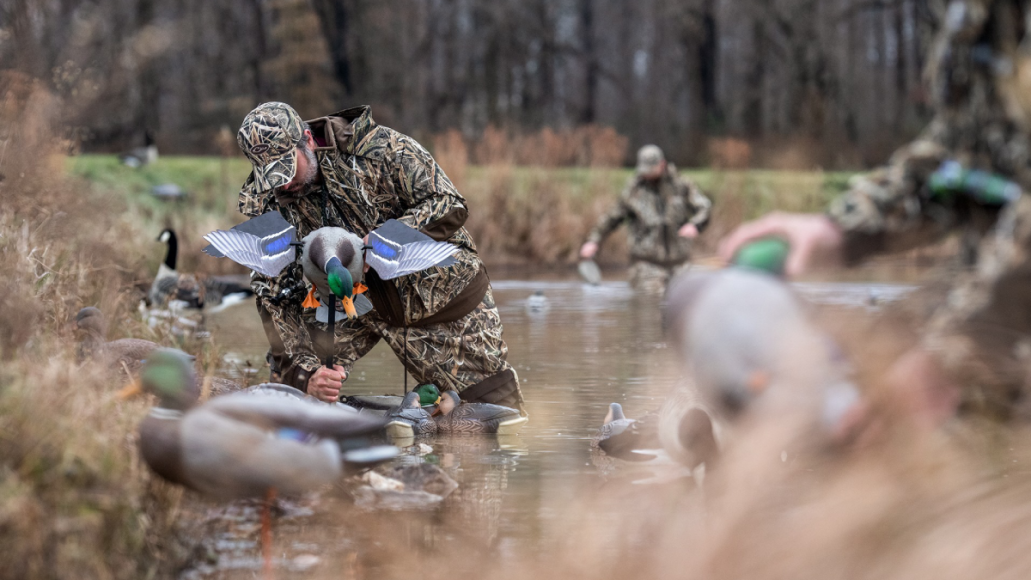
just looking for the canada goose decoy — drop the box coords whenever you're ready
[74,307,160,373]
[150,228,254,310]
[119,130,158,168]
[203,213,458,322]
[432,390,528,435]
[385,391,439,438]
[121,348,397,575]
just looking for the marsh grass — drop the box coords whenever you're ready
[0,76,197,579]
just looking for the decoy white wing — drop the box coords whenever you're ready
[203,211,297,277]
[365,234,458,279]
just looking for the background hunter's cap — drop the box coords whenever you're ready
[635,144,665,174]
[238,102,304,194]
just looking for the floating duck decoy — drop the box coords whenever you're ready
[118,130,158,168]
[121,348,396,575]
[594,392,722,470]
[149,229,254,310]
[432,390,528,435]
[343,384,441,414]
[591,402,637,452]
[526,290,550,313]
[74,307,159,374]
[203,213,457,322]
[385,391,438,438]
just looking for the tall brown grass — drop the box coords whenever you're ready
[0,73,193,578]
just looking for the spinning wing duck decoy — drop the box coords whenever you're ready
[203,215,457,320]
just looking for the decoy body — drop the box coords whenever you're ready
[591,403,637,451]
[123,349,395,498]
[432,390,528,435]
[74,307,159,373]
[385,391,439,438]
[119,130,158,168]
[595,392,722,469]
[300,227,368,319]
[343,384,442,414]
[664,269,862,435]
[150,229,253,310]
[204,214,458,321]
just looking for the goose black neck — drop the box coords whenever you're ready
[163,231,178,269]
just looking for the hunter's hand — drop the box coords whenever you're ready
[310,364,346,402]
[580,241,599,259]
[718,212,844,277]
[678,223,699,239]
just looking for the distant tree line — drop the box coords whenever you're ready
[0,0,943,168]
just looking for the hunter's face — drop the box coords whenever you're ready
[281,131,318,193]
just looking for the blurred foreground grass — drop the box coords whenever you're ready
[68,154,855,267]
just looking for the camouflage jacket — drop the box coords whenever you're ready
[239,105,484,374]
[587,164,711,266]
[828,0,1031,263]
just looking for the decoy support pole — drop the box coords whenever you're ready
[324,294,336,368]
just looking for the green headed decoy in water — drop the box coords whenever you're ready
[415,383,441,406]
[432,390,528,435]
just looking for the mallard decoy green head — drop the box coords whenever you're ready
[415,383,441,406]
[120,348,200,411]
[301,228,366,319]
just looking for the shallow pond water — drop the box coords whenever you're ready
[190,272,915,579]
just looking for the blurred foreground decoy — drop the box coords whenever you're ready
[118,130,158,168]
[432,390,528,435]
[121,349,396,575]
[74,307,159,374]
[150,228,254,310]
[664,269,862,437]
[203,214,457,322]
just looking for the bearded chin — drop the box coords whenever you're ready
[301,146,318,185]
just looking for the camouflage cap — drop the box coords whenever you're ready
[238,102,304,194]
[635,144,665,175]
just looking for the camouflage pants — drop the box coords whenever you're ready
[266,287,525,411]
[629,261,690,296]
[922,195,1031,420]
